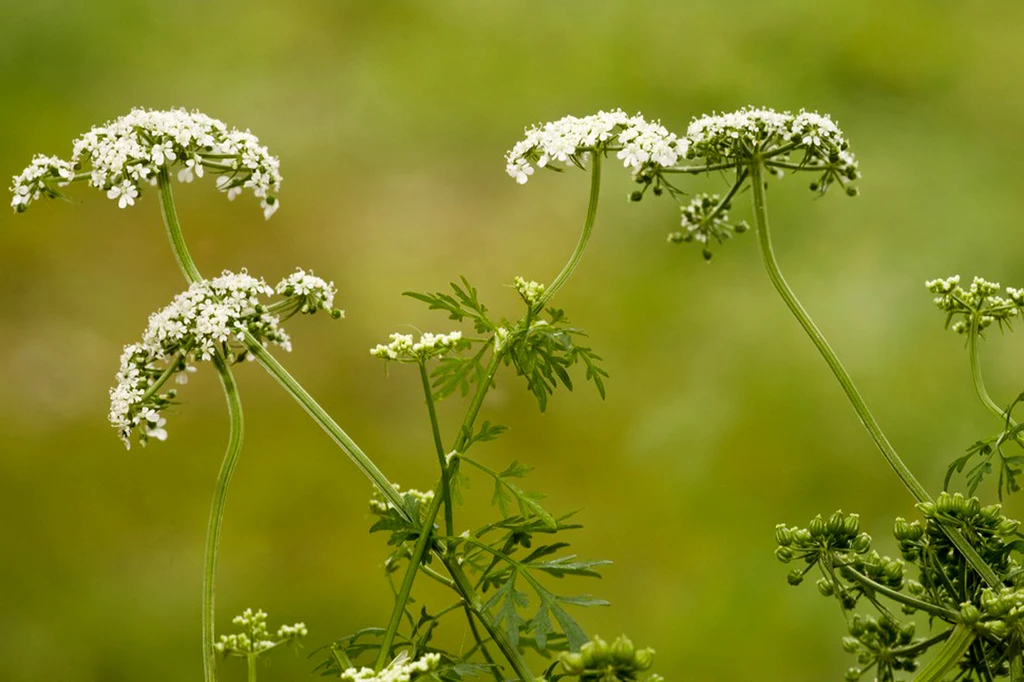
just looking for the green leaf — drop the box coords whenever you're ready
[462,456,556,530]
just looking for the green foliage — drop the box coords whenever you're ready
[504,308,607,413]
[947,391,1024,500]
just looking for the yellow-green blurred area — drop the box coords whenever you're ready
[4,1,1024,680]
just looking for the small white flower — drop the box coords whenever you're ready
[106,180,139,208]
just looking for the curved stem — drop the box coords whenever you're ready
[538,154,601,307]
[203,355,244,682]
[420,362,453,537]
[749,159,928,501]
[158,169,202,285]
[969,320,1009,420]
[747,159,1002,589]
[155,169,531,679]
[837,559,958,620]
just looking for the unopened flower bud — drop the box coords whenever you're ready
[776,524,794,546]
[611,636,635,664]
[560,653,585,675]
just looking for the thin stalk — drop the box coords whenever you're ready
[240,338,408,513]
[202,355,244,682]
[420,362,453,536]
[463,604,503,682]
[837,559,958,620]
[538,154,601,307]
[445,558,535,682]
[155,172,530,679]
[968,319,1012,421]
[246,654,257,682]
[911,622,976,682]
[374,487,446,671]
[157,169,202,285]
[747,159,1003,589]
[452,350,502,452]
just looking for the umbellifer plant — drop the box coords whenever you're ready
[12,104,1024,682]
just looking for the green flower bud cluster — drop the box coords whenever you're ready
[776,511,906,610]
[980,587,1024,640]
[666,193,749,261]
[910,492,1022,593]
[925,274,1024,334]
[841,614,919,682]
[558,635,658,682]
[775,511,871,567]
[513,276,547,309]
[214,608,307,658]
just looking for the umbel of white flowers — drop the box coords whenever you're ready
[369,330,465,362]
[507,106,859,188]
[214,608,308,657]
[110,269,340,448]
[505,109,688,184]
[340,652,441,682]
[10,108,282,218]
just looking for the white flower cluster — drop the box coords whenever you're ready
[505,109,688,184]
[214,608,307,657]
[686,107,859,188]
[369,331,464,362]
[340,653,441,682]
[275,268,342,317]
[9,155,75,211]
[925,275,1024,334]
[513,276,546,307]
[11,108,282,218]
[667,193,748,259]
[110,268,341,448]
[369,484,435,515]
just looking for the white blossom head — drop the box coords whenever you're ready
[214,608,307,657]
[340,652,441,682]
[505,110,689,184]
[369,330,465,363]
[685,106,860,195]
[11,108,282,218]
[110,268,342,448]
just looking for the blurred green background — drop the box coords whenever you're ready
[4,1,1024,680]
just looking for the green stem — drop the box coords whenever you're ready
[155,170,531,679]
[452,350,503,453]
[463,604,503,682]
[538,154,601,306]
[444,558,535,682]
[240,338,409,513]
[420,362,454,537]
[837,559,958,620]
[202,355,244,682]
[374,486,446,671]
[246,653,257,682]
[158,169,202,285]
[747,159,1002,589]
[911,622,976,682]
[969,320,1012,421]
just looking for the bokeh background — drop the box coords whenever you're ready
[4,2,1024,680]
